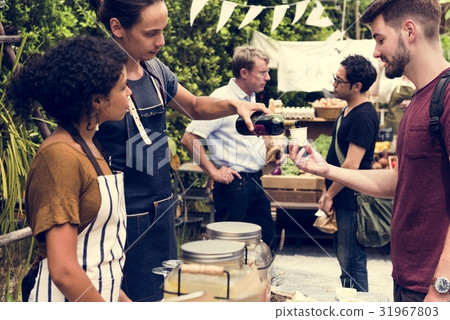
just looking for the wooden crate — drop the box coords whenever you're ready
[265,189,321,203]
[261,174,325,208]
[261,174,325,191]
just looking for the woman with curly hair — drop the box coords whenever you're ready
[8,36,132,301]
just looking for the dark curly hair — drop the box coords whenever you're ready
[7,36,128,126]
[340,55,377,93]
[90,0,164,32]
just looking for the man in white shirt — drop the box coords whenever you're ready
[181,46,277,250]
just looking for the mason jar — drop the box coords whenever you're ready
[205,222,273,301]
[163,240,264,301]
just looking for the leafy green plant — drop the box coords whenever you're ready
[175,217,205,257]
[441,2,450,61]
[0,0,100,59]
[441,34,450,61]
[0,34,39,301]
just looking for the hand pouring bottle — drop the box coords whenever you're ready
[235,111,301,135]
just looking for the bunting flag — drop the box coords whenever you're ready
[217,1,238,32]
[190,0,209,26]
[239,6,265,30]
[191,0,334,32]
[306,0,333,27]
[292,0,310,25]
[271,5,289,32]
[325,30,344,42]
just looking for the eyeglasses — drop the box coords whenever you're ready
[333,74,351,85]
[251,69,270,78]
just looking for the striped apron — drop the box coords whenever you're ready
[28,172,127,302]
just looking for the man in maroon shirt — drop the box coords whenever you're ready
[290,0,449,302]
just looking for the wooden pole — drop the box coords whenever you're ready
[0,24,17,68]
[0,227,32,248]
[0,35,22,43]
[31,103,52,139]
[341,0,347,35]
[356,0,361,40]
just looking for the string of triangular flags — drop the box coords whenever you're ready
[190,0,334,33]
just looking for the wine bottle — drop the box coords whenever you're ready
[235,112,302,135]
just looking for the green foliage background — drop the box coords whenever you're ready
[0,0,449,301]
[1,0,448,159]
[1,0,376,161]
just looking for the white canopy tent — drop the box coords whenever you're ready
[251,31,404,103]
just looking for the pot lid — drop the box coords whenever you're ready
[206,221,262,241]
[181,240,244,263]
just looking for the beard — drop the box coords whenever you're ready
[384,37,410,79]
[333,89,348,101]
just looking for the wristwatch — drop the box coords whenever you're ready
[431,277,450,294]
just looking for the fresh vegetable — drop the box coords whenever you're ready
[314,134,332,159]
[374,141,390,154]
[280,158,302,176]
[378,158,388,167]
[271,166,282,175]
[372,162,383,169]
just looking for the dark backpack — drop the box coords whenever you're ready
[430,70,450,156]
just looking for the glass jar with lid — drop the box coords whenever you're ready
[205,222,274,301]
[163,240,264,301]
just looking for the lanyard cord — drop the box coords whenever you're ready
[127,61,166,145]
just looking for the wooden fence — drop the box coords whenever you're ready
[0,227,32,248]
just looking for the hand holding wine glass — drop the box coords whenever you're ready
[289,140,328,177]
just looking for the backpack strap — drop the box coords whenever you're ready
[429,70,450,135]
[334,107,347,166]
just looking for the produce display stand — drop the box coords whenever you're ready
[262,110,336,240]
[261,173,329,240]
[173,162,329,239]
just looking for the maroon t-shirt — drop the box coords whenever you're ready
[392,68,450,293]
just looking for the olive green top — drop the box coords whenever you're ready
[385,85,415,134]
